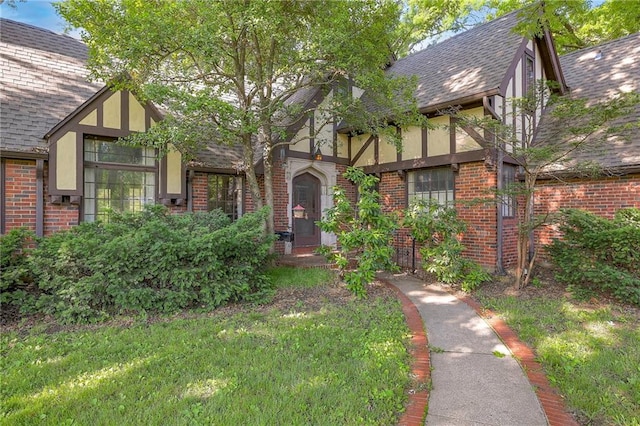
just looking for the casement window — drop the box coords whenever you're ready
[501,165,517,218]
[208,174,241,220]
[524,55,535,94]
[83,136,156,222]
[407,167,454,207]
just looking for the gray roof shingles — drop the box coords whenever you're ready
[386,10,523,111]
[0,18,101,153]
[537,32,640,172]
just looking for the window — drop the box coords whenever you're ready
[208,174,241,220]
[501,165,517,217]
[408,167,454,207]
[83,137,156,222]
[524,55,535,94]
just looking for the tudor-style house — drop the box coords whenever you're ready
[1,12,638,272]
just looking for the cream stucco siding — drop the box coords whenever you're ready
[455,107,484,153]
[103,91,121,129]
[337,133,349,158]
[290,119,310,153]
[351,133,374,167]
[378,133,397,164]
[427,115,450,156]
[402,126,422,159]
[79,109,97,126]
[56,132,76,190]
[129,92,146,132]
[166,144,182,194]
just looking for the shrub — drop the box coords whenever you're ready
[317,167,399,297]
[548,208,640,305]
[14,206,275,323]
[0,228,37,311]
[403,200,490,291]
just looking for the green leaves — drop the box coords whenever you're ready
[548,208,640,305]
[3,206,276,323]
[318,167,399,297]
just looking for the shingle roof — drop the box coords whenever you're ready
[386,10,524,112]
[0,18,101,153]
[536,32,640,173]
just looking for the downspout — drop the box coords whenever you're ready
[36,159,44,237]
[485,96,505,274]
[0,158,5,234]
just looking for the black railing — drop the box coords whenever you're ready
[393,230,418,273]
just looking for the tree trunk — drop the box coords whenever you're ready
[242,133,264,212]
[515,174,536,289]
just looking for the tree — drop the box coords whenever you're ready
[487,0,640,54]
[56,0,428,239]
[451,82,639,288]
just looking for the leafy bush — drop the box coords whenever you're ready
[317,167,399,297]
[5,206,275,323]
[548,208,640,305]
[0,228,37,311]
[403,199,490,291]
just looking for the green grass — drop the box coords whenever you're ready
[1,268,412,425]
[266,266,335,288]
[475,292,640,426]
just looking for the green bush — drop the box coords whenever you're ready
[403,200,490,291]
[0,228,37,311]
[548,208,640,305]
[5,206,275,323]
[317,167,399,297]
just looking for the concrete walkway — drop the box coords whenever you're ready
[380,273,548,426]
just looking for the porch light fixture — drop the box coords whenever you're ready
[313,145,323,161]
[293,204,306,219]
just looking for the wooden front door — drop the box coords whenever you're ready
[292,173,321,248]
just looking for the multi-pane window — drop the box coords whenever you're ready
[83,137,156,222]
[208,174,241,220]
[524,55,535,94]
[501,165,517,218]
[408,167,454,207]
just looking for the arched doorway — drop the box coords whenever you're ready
[292,173,321,248]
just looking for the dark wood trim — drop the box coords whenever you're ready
[458,123,487,148]
[449,117,457,154]
[35,159,44,237]
[333,120,338,157]
[45,86,110,138]
[499,38,529,97]
[422,126,428,158]
[309,112,315,154]
[121,89,129,132]
[374,136,379,165]
[0,150,48,160]
[280,86,324,144]
[286,150,350,165]
[396,127,402,162]
[537,31,567,94]
[361,150,485,174]
[483,96,500,120]
[348,135,352,161]
[0,158,5,234]
[351,135,376,165]
[186,165,241,174]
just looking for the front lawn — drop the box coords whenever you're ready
[475,283,640,426]
[1,267,412,425]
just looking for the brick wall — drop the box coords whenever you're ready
[456,162,498,268]
[2,159,38,232]
[534,173,640,248]
[190,171,209,212]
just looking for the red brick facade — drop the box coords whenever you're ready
[534,173,640,248]
[2,159,38,232]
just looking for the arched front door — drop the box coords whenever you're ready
[292,173,321,248]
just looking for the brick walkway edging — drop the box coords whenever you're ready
[380,279,431,426]
[459,295,579,426]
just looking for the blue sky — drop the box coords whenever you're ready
[0,0,81,38]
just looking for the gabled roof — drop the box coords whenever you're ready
[536,32,640,173]
[0,18,101,153]
[387,10,525,112]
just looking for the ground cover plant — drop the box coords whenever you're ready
[474,280,640,426]
[1,267,413,425]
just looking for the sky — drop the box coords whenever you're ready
[0,0,81,38]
